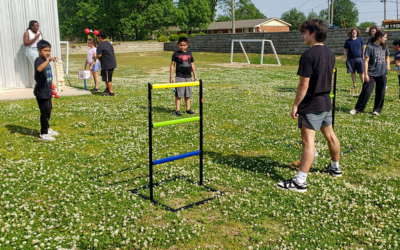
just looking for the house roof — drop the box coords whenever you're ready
[207,18,291,30]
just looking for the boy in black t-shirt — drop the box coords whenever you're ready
[277,20,342,193]
[34,40,59,141]
[94,30,117,96]
[170,37,198,116]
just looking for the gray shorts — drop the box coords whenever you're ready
[175,77,192,98]
[298,111,332,131]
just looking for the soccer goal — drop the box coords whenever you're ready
[230,39,281,66]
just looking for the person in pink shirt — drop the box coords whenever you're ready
[84,38,100,91]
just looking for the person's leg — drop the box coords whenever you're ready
[351,73,357,87]
[299,125,317,174]
[358,73,364,85]
[93,71,99,89]
[398,75,400,99]
[106,82,113,93]
[175,97,181,111]
[185,97,190,110]
[373,75,387,113]
[354,76,376,112]
[47,98,52,130]
[320,125,340,162]
[37,98,49,135]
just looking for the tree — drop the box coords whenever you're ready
[281,8,306,31]
[215,0,265,21]
[319,9,328,22]
[333,0,358,28]
[307,10,319,20]
[208,0,221,22]
[359,21,377,29]
[177,0,212,32]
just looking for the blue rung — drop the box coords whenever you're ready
[153,150,200,165]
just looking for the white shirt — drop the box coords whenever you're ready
[27,29,43,48]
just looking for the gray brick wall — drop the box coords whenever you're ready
[165,30,400,55]
[62,42,164,55]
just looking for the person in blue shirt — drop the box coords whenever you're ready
[392,39,400,99]
[344,28,365,90]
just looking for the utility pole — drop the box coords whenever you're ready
[397,0,398,20]
[231,0,235,34]
[330,0,334,24]
[327,0,330,24]
[381,0,387,21]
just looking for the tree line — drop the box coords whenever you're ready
[58,0,267,41]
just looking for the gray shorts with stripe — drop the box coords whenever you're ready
[298,111,332,131]
[175,77,192,98]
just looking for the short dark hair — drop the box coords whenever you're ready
[348,28,360,38]
[37,40,51,50]
[27,20,38,31]
[178,37,188,44]
[300,19,328,42]
[393,39,400,46]
[98,30,107,39]
[369,25,379,36]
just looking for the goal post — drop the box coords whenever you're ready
[230,39,281,66]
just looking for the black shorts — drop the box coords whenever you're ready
[101,69,114,82]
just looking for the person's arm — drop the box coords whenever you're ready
[37,57,57,72]
[191,62,197,81]
[386,56,391,71]
[364,57,370,83]
[170,61,175,83]
[23,30,41,46]
[291,76,310,119]
[84,59,88,70]
[90,52,96,70]
[343,49,348,61]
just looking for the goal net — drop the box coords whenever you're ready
[230,39,281,66]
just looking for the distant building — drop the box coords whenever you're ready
[168,18,291,35]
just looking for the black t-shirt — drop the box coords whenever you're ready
[34,57,53,99]
[97,41,117,70]
[172,51,194,78]
[297,45,335,114]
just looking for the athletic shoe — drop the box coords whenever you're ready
[325,164,342,177]
[39,134,56,142]
[103,88,109,93]
[109,93,115,96]
[48,128,59,136]
[186,109,195,114]
[175,111,181,116]
[372,111,379,116]
[349,109,357,115]
[277,178,307,192]
[90,88,99,92]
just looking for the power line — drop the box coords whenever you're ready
[297,0,311,9]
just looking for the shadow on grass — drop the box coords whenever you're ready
[275,87,297,93]
[5,124,39,137]
[204,151,290,181]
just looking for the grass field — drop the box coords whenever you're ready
[0,51,399,249]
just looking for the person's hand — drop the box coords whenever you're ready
[291,105,299,119]
[387,65,391,71]
[35,31,41,39]
[89,66,92,71]
[49,57,58,62]
[170,77,174,83]
[194,76,198,81]
[364,74,370,83]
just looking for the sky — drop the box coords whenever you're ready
[218,0,398,26]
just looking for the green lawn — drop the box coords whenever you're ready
[0,51,399,249]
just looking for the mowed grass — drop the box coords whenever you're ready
[0,50,399,249]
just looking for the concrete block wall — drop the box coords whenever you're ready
[165,30,400,55]
[62,42,164,55]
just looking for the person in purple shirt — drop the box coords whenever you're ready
[344,28,365,90]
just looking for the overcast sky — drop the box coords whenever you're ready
[218,0,397,26]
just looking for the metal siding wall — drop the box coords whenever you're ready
[0,0,61,89]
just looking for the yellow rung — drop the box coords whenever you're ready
[152,81,200,89]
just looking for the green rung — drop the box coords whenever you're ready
[153,117,200,128]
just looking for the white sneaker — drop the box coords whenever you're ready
[48,128,59,136]
[372,111,379,116]
[39,134,56,141]
[349,109,357,115]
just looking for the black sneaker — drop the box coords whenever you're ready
[325,164,342,177]
[277,178,307,192]
[186,109,195,114]
[102,92,110,96]
[91,88,99,92]
[103,88,109,93]
[175,111,181,116]
[109,93,115,96]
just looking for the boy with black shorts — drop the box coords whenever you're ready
[277,19,342,193]
[392,40,400,99]
[94,30,117,96]
[344,28,365,90]
[170,37,198,116]
[34,40,59,141]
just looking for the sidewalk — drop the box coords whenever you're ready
[0,86,91,101]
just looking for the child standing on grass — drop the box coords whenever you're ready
[84,38,100,91]
[391,40,400,99]
[33,40,59,141]
[170,37,198,116]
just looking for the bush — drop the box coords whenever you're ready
[199,31,206,35]
[169,34,179,42]
[157,36,169,42]
[178,33,187,38]
[189,33,196,37]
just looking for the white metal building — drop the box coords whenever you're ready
[0,0,61,89]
